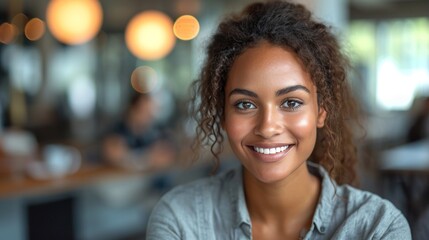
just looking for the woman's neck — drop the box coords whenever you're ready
[243,162,321,231]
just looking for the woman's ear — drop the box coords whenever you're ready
[317,107,327,128]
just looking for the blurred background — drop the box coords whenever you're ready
[0,0,428,239]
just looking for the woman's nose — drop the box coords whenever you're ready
[254,107,283,139]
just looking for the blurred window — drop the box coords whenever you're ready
[348,18,429,111]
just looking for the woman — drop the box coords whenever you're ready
[102,93,174,171]
[146,1,411,239]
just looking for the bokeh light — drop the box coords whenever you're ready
[131,66,158,93]
[173,15,200,41]
[46,0,103,45]
[68,75,97,119]
[11,13,28,31]
[125,11,175,60]
[0,23,18,44]
[25,18,46,41]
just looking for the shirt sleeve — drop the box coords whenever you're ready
[146,198,182,240]
[379,213,412,240]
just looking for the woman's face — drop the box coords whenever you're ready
[223,42,326,184]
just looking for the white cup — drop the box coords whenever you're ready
[43,144,81,177]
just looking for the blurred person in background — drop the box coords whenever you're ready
[146,1,411,239]
[101,92,175,172]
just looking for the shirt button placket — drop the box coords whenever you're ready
[240,224,252,239]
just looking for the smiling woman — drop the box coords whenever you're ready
[146,1,412,239]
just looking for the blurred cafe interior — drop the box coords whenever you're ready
[0,0,428,239]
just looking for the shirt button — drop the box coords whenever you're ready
[320,226,326,233]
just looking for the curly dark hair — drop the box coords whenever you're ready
[190,0,359,185]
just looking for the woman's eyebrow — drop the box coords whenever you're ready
[228,88,258,98]
[228,85,310,98]
[276,85,310,96]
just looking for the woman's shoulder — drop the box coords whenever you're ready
[338,184,402,214]
[332,184,411,239]
[313,162,406,222]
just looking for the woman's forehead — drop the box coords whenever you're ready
[226,42,315,90]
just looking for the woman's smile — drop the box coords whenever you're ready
[248,143,294,163]
[252,145,290,155]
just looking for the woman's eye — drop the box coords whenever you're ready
[281,100,302,110]
[235,101,256,110]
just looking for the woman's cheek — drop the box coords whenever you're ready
[225,115,249,141]
[288,113,317,138]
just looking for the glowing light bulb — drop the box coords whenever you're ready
[125,11,176,60]
[25,18,45,41]
[131,66,158,93]
[0,23,18,44]
[173,15,200,40]
[46,0,103,45]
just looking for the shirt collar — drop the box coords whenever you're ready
[308,161,336,234]
[227,166,251,229]
[227,162,337,234]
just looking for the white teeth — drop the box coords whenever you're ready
[254,146,289,155]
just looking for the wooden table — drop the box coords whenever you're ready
[0,164,153,199]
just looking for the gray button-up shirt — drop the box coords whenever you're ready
[146,162,411,239]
